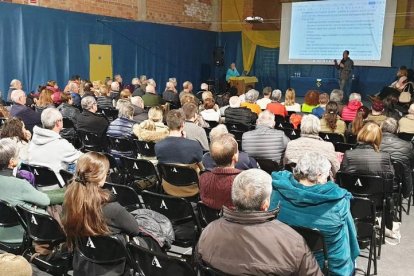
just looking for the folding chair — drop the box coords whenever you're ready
[134,139,156,158]
[334,142,356,153]
[256,158,281,175]
[291,226,330,275]
[392,160,406,221]
[99,108,119,122]
[274,115,286,123]
[346,133,357,144]
[103,182,143,211]
[20,164,63,189]
[76,235,131,275]
[319,132,345,144]
[275,122,293,130]
[120,156,161,191]
[127,242,196,276]
[351,197,377,276]
[0,200,25,254]
[107,136,137,157]
[157,163,199,199]
[141,191,201,251]
[61,117,77,145]
[77,130,104,152]
[398,132,414,142]
[16,205,71,275]
[104,152,123,184]
[197,202,221,229]
[59,169,73,186]
[225,123,251,151]
[283,128,301,140]
[336,172,393,257]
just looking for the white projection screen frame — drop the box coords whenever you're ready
[279,0,397,67]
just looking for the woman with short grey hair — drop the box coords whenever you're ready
[284,114,339,176]
[270,152,359,275]
[241,89,261,115]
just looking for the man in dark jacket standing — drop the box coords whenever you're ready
[76,96,109,138]
[10,90,41,133]
[380,117,414,197]
[197,169,322,276]
[224,96,257,127]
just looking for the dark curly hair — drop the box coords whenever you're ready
[0,118,29,142]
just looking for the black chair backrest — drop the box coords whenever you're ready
[283,128,301,140]
[225,123,251,133]
[351,197,376,224]
[346,133,357,144]
[319,132,345,143]
[99,108,119,121]
[274,115,286,123]
[398,132,414,142]
[141,191,194,224]
[77,130,103,152]
[157,163,199,187]
[334,142,356,153]
[104,153,121,175]
[198,263,228,276]
[107,136,136,155]
[21,164,62,188]
[62,117,75,129]
[127,242,196,276]
[256,158,281,174]
[16,205,65,243]
[77,235,128,264]
[0,200,20,227]
[275,122,293,130]
[59,169,73,186]
[205,121,219,129]
[134,140,156,158]
[197,202,221,228]
[103,182,143,209]
[120,156,160,180]
[291,226,329,274]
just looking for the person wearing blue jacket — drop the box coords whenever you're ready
[270,152,359,276]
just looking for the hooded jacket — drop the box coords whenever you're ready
[270,171,359,276]
[341,100,362,122]
[196,206,322,276]
[28,126,82,185]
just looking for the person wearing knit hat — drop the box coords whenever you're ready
[0,253,32,276]
[367,100,387,125]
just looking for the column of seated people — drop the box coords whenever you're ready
[0,71,413,275]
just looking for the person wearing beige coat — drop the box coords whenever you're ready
[398,104,414,133]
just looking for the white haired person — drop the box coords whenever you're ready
[7,79,22,102]
[266,89,287,117]
[341,93,362,122]
[28,108,82,186]
[398,103,414,133]
[9,89,41,133]
[197,169,322,275]
[141,84,164,107]
[224,96,258,127]
[240,89,261,115]
[284,114,339,176]
[270,152,359,275]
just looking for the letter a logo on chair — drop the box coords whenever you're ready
[325,134,330,140]
[33,169,39,175]
[172,167,178,173]
[133,162,139,170]
[355,178,363,187]
[145,143,149,149]
[152,256,162,268]
[86,237,96,248]
[112,187,117,194]
[30,215,38,225]
[85,135,89,141]
[160,200,168,209]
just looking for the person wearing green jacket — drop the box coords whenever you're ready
[270,152,359,276]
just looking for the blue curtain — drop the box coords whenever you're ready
[0,2,217,98]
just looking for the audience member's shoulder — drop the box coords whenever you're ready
[271,220,305,241]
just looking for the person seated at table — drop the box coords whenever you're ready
[270,152,359,275]
[320,101,346,135]
[282,88,301,112]
[301,90,320,113]
[266,89,287,117]
[311,93,329,119]
[240,89,261,115]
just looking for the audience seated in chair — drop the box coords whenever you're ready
[182,102,209,151]
[329,89,345,115]
[340,122,396,231]
[311,93,329,119]
[346,106,369,136]
[320,101,346,135]
[270,152,359,275]
[155,110,204,198]
[9,89,41,133]
[398,103,414,134]
[28,108,82,186]
[163,81,180,108]
[76,96,109,138]
[142,84,164,107]
[199,133,241,210]
[282,88,301,113]
[284,114,339,177]
[131,96,148,123]
[35,88,55,114]
[68,81,81,107]
[57,92,80,142]
[224,96,257,127]
[196,169,322,276]
[242,110,289,162]
[0,253,32,276]
[301,90,320,113]
[202,124,257,170]
[96,85,114,109]
[134,107,169,143]
[200,98,220,123]
[0,118,31,162]
[240,89,261,115]
[367,100,387,125]
[266,89,287,117]
[256,86,272,110]
[341,93,363,122]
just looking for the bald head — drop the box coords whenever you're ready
[10,90,26,105]
[210,133,238,167]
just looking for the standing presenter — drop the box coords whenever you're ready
[226,63,240,82]
[334,50,354,98]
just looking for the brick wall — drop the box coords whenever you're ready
[6,0,218,31]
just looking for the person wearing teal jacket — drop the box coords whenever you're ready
[225,63,240,82]
[270,152,359,276]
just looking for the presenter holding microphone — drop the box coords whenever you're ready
[334,50,354,98]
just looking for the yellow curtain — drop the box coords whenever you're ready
[222,0,414,71]
[89,44,113,82]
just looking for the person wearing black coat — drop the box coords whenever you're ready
[380,118,414,197]
[224,96,257,127]
[9,90,41,133]
[75,96,109,138]
[57,93,80,141]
